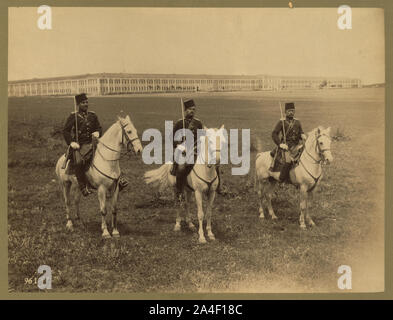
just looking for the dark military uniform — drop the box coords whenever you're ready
[272,118,304,150]
[271,102,305,182]
[172,117,204,196]
[63,109,102,194]
[63,110,102,147]
[173,117,204,150]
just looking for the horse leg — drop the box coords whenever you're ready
[266,181,278,220]
[62,181,73,231]
[98,185,111,239]
[195,190,207,244]
[111,185,120,237]
[184,189,195,231]
[305,191,316,227]
[174,193,182,232]
[206,190,216,241]
[299,185,308,229]
[73,182,83,226]
[257,180,265,219]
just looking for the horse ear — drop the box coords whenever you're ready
[220,124,225,129]
[317,127,321,135]
[118,110,125,119]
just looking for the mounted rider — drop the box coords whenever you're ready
[63,93,102,196]
[63,93,129,196]
[171,98,222,202]
[270,102,307,182]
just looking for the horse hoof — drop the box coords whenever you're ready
[309,221,316,228]
[208,235,216,241]
[66,221,74,231]
[300,224,307,230]
[199,238,207,244]
[102,230,111,239]
[272,215,278,220]
[188,224,196,231]
[112,230,120,238]
[174,224,181,232]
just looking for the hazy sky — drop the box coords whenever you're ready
[8,7,385,84]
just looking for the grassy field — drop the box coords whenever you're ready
[8,88,384,293]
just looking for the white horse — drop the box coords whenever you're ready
[55,114,143,238]
[144,126,226,243]
[255,126,333,229]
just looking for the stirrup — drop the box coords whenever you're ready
[176,192,185,203]
[80,186,92,197]
[216,185,227,195]
[118,178,129,192]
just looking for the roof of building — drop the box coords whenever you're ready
[8,73,361,84]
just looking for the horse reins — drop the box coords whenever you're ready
[187,140,221,193]
[93,122,141,180]
[300,133,331,186]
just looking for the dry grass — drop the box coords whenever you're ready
[8,88,384,293]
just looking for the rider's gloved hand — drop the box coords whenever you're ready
[301,134,307,141]
[177,144,186,156]
[279,143,288,150]
[70,142,80,149]
[92,131,100,138]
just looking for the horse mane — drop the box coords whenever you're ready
[307,126,325,137]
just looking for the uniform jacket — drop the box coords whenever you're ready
[173,117,204,149]
[63,110,102,145]
[272,118,304,149]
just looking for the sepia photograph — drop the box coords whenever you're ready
[7,5,385,294]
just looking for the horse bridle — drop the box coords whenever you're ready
[97,122,140,160]
[305,133,331,164]
[120,122,141,154]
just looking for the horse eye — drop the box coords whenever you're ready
[127,130,132,134]
[320,142,323,145]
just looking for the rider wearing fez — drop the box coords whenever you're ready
[172,99,222,202]
[63,93,102,196]
[271,102,307,182]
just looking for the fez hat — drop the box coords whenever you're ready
[285,102,295,111]
[183,99,196,110]
[75,93,88,104]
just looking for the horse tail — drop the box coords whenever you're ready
[255,136,263,153]
[144,162,172,191]
[55,155,65,181]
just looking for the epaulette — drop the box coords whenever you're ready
[71,111,77,114]
[88,110,96,114]
[280,117,285,121]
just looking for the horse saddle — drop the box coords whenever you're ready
[62,143,95,175]
[170,163,194,178]
[269,144,304,173]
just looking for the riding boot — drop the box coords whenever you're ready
[118,175,129,192]
[279,162,292,183]
[269,148,277,172]
[170,162,178,176]
[75,164,91,197]
[175,165,186,203]
[215,166,225,195]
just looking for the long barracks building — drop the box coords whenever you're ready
[8,73,362,97]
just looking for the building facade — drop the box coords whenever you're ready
[8,73,362,97]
